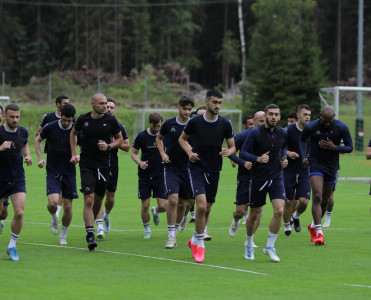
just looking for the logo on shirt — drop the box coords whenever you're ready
[85,187,90,192]
[315,130,321,135]
[84,122,89,126]
[103,124,107,127]
[171,127,176,132]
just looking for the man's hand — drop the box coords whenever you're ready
[161,153,171,164]
[244,161,252,170]
[0,141,12,151]
[189,152,200,163]
[70,155,80,165]
[280,156,288,168]
[287,150,299,160]
[257,151,269,164]
[24,156,33,166]
[319,138,336,150]
[302,155,309,168]
[219,147,231,157]
[139,160,149,170]
[38,159,46,168]
[230,159,236,168]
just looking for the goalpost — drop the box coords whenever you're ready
[0,96,10,108]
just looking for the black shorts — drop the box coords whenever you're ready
[189,170,220,204]
[309,163,337,184]
[46,172,78,199]
[138,176,167,200]
[107,164,119,193]
[249,177,286,208]
[0,181,26,199]
[164,167,193,199]
[80,167,110,197]
[284,172,311,200]
[235,173,251,206]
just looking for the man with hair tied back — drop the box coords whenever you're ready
[0,104,33,261]
[179,89,235,263]
[70,93,123,251]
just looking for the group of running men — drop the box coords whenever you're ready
[0,89,358,263]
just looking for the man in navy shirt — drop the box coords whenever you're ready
[70,93,123,251]
[131,112,167,240]
[36,95,70,222]
[282,104,312,236]
[228,111,264,239]
[179,89,235,263]
[0,104,33,261]
[240,104,288,262]
[0,104,9,234]
[95,98,130,239]
[156,96,194,248]
[300,106,353,245]
[35,104,78,245]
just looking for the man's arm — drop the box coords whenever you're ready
[22,143,33,166]
[220,137,236,157]
[35,134,46,168]
[70,127,79,165]
[35,125,43,137]
[131,147,148,170]
[119,138,130,152]
[366,146,371,160]
[155,132,170,163]
[179,131,200,162]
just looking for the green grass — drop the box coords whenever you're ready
[1,151,371,299]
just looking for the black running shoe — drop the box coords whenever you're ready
[86,233,97,251]
[290,215,294,225]
[293,218,301,232]
[189,218,195,224]
[285,230,291,236]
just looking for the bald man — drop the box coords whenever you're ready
[299,106,353,245]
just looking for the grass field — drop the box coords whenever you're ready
[1,150,371,299]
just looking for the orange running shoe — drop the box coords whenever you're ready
[308,224,317,243]
[195,246,205,263]
[188,239,198,259]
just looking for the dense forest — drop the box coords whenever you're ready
[0,1,370,99]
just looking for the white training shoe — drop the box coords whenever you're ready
[51,215,59,235]
[96,228,105,239]
[323,217,331,228]
[103,214,110,233]
[244,240,258,248]
[242,211,248,225]
[59,237,67,245]
[179,216,187,233]
[263,247,280,262]
[244,246,254,260]
[229,219,240,237]
[165,235,177,249]
[204,232,212,241]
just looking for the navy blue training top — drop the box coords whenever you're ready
[229,128,252,175]
[284,123,309,175]
[110,123,129,167]
[183,114,234,173]
[40,120,76,176]
[159,116,190,171]
[133,129,163,178]
[0,125,28,182]
[299,118,353,173]
[240,125,287,180]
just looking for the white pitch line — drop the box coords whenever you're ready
[19,242,269,276]
[342,283,371,289]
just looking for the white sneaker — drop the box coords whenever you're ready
[165,235,177,248]
[103,214,110,233]
[244,246,254,260]
[51,215,59,235]
[204,232,212,241]
[179,216,187,233]
[59,237,67,245]
[242,211,248,225]
[229,219,240,237]
[263,247,280,262]
[244,240,258,248]
[143,231,151,239]
[0,220,4,234]
[323,217,331,227]
[96,228,105,239]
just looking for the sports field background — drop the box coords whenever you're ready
[1,148,371,298]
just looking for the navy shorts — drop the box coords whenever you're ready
[3,196,9,206]
[309,163,337,184]
[46,172,79,199]
[189,170,220,204]
[0,181,26,199]
[235,173,251,206]
[164,167,193,199]
[284,172,311,200]
[80,167,110,197]
[249,177,286,208]
[107,164,119,193]
[138,176,167,200]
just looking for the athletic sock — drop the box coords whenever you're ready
[51,213,58,222]
[85,226,94,235]
[8,232,19,248]
[284,222,291,231]
[56,205,62,217]
[168,225,175,237]
[143,222,151,233]
[103,210,111,218]
[246,235,254,247]
[232,219,239,226]
[96,219,104,230]
[191,211,195,219]
[196,232,205,248]
[60,225,69,238]
[191,231,198,245]
[174,223,180,235]
[315,224,323,235]
[311,221,316,228]
[326,211,332,217]
[204,226,208,234]
[153,207,158,215]
[266,232,278,248]
[293,211,301,219]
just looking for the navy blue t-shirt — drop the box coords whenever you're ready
[133,129,163,178]
[110,123,129,167]
[40,120,75,176]
[40,112,60,127]
[299,119,353,174]
[74,112,121,169]
[159,116,190,171]
[240,125,287,180]
[285,123,309,175]
[0,125,28,182]
[183,114,234,173]
[229,128,251,175]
